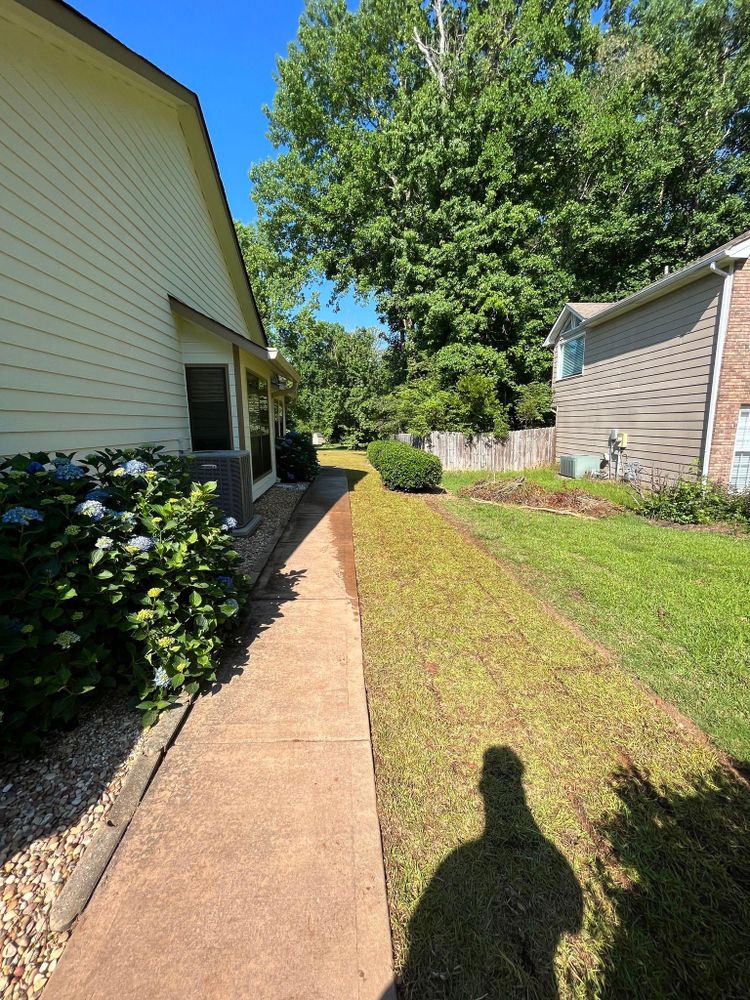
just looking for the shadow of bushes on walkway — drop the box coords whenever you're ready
[398,747,583,1000]
[595,759,750,998]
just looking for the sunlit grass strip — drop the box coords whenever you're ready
[442,495,750,760]
[320,450,750,999]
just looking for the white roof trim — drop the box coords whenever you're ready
[545,305,585,346]
[169,297,299,384]
[544,236,750,347]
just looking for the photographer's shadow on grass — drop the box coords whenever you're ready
[397,746,582,1000]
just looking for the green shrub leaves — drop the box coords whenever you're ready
[367,440,442,492]
[0,447,248,750]
[638,477,750,527]
[275,431,320,482]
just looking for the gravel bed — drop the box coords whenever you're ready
[0,697,147,999]
[234,482,308,579]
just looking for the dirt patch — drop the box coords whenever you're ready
[460,476,622,518]
[646,517,747,536]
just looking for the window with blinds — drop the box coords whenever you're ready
[559,334,585,379]
[185,366,231,451]
[246,373,272,481]
[730,406,750,491]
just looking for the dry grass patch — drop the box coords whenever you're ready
[320,450,750,1000]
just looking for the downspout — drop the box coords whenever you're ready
[702,261,734,479]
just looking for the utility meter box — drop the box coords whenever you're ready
[560,454,602,479]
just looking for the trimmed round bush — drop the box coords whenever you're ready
[368,440,442,492]
[366,440,389,469]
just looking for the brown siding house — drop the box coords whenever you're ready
[546,231,750,488]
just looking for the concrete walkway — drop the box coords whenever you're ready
[45,471,396,1000]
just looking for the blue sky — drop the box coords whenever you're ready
[72,0,382,330]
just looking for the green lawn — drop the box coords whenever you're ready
[442,493,750,761]
[321,450,750,1000]
[442,464,639,508]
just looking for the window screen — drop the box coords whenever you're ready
[246,373,272,481]
[730,406,750,491]
[559,335,585,379]
[185,366,231,451]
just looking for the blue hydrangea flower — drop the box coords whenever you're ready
[224,599,239,612]
[222,516,238,531]
[153,666,170,689]
[6,618,23,633]
[26,461,44,474]
[120,459,150,476]
[2,506,44,526]
[85,488,110,501]
[216,575,234,588]
[74,499,107,521]
[54,463,86,481]
[125,535,155,553]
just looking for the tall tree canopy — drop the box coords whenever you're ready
[250,0,750,399]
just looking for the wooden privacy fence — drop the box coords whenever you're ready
[394,426,555,472]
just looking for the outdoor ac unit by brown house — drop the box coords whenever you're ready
[188,450,254,531]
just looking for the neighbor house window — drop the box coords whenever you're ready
[559,333,585,379]
[185,366,231,451]
[730,406,750,491]
[246,373,272,480]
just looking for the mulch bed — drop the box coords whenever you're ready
[459,476,623,519]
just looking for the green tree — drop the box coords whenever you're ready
[236,220,390,442]
[515,381,554,427]
[562,0,750,297]
[234,220,315,354]
[251,0,750,388]
[292,323,391,443]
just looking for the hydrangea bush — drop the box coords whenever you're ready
[275,431,320,483]
[0,447,248,749]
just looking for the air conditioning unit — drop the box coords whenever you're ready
[560,454,602,479]
[188,450,254,529]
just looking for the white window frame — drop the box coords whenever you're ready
[557,330,585,380]
[729,405,750,491]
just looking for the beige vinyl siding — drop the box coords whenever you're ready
[553,274,722,480]
[0,12,253,455]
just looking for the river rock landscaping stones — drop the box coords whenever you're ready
[0,697,147,999]
[234,483,308,581]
